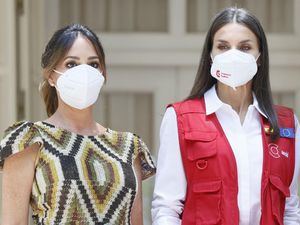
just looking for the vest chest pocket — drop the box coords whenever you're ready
[269,175,290,225]
[185,131,217,159]
[193,180,222,225]
[185,131,219,176]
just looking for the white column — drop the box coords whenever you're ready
[295,91,300,118]
[195,0,210,32]
[0,0,17,132]
[294,0,300,35]
[293,1,300,117]
[82,0,107,31]
[0,1,17,223]
[26,0,48,121]
[43,0,60,39]
[168,0,186,35]
[19,0,35,120]
[109,0,135,31]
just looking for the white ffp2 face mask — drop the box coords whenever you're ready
[210,49,259,90]
[53,64,105,110]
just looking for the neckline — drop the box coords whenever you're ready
[204,85,267,118]
[36,121,111,138]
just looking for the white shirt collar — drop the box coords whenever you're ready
[204,85,223,115]
[204,85,267,118]
[252,95,267,118]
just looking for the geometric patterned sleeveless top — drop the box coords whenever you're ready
[0,121,156,224]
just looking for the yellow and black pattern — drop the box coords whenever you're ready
[0,121,156,224]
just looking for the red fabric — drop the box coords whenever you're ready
[170,98,295,225]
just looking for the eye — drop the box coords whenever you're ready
[217,44,230,51]
[65,61,78,68]
[239,45,252,52]
[89,62,100,69]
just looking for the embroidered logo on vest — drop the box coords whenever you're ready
[268,143,281,158]
[268,143,289,159]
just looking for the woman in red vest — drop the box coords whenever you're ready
[152,7,300,225]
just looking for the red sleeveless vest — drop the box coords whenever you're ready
[170,98,295,225]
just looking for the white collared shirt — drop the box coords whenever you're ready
[152,85,300,225]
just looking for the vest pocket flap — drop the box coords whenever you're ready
[185,131,217,142]
[193,180,222,193]
[186,132,217,160]
[269,175,290,197]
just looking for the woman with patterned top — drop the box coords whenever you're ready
[0,24,155,225]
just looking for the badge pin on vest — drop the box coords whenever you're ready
[279,128,295,138]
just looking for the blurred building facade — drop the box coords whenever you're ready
[0,0,300,224]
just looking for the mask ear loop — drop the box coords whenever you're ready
[49,69,64,89]
[210,53,214,62]
[53,69,63,75]
[255,53,261,66]
[255,53,261,61]
[210,53,215,67]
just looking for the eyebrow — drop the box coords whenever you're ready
[239,39,252,43]
[88,56,100,60]
[63,56,100,60]
[64,56,79,60]
[216,39,253,44]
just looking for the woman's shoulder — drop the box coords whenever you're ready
[1,120,43,140]
[3,120,34,134]
[105,129,148,146]
[1,121,41,143]
[104,128,156,180]
[0,121,43,169]
[274,105,294,117]
[168,97,204,115]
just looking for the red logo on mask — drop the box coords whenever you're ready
[216,70,231,78]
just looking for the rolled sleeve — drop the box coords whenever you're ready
[152,107,186,225]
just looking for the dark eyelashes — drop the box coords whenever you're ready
[64,61,100,68]
[217,45,252,51]
[89,62,100,68]
[218,46,229,50]
[65,61,77,68]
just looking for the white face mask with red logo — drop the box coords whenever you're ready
[210,49,259,90]
[53,64,105,110]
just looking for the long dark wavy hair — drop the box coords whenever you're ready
[41,24,106,117]
[187,7,279,140]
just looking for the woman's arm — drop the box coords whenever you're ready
[1,144,39,225]
[151,107,187,225]
[284,115,300,224]
[131,156,143,225]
